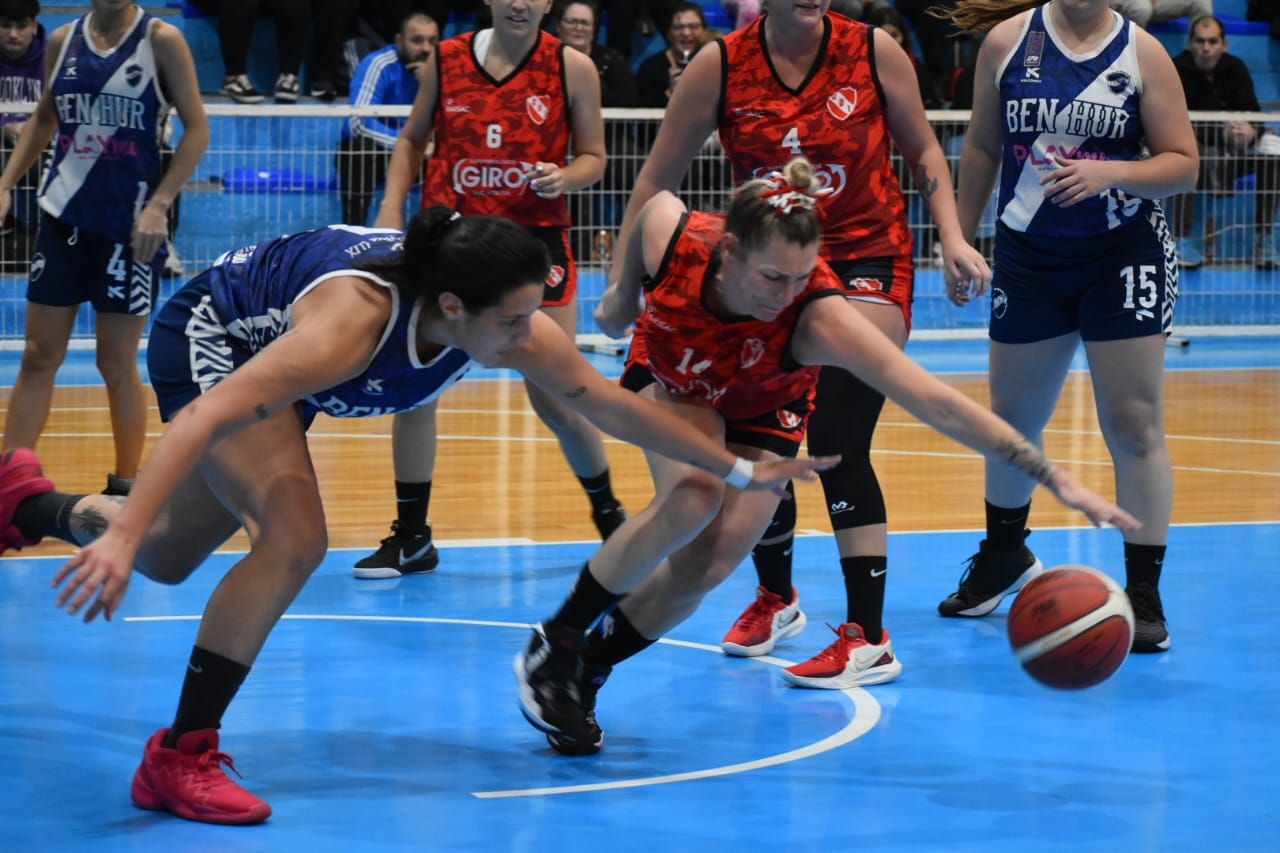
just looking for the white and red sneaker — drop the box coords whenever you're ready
[721,586,806,657]
[131,728,271,825]
[781,622,902,688]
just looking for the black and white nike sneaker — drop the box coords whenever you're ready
[352,521,439,578]
[515,624,602,755]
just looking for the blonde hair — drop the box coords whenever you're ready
[724,158,825,253]
[927,0,1045,34]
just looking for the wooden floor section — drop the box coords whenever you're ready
[5,368,1278,557]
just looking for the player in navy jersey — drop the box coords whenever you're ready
[0,206,834,825]
[362,0,622,579]
[595,0,992,689]
[516,160,1139,756]
[0,0,207,496]
[934,0,1197,652]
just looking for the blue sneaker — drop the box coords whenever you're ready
[1176,238,1205,269]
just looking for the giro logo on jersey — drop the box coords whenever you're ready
[992,288,1009,319]
[452,159,535,195]
[124,63,143,88]
[29,253,45,281]
[547,264,565,287]
[777,409,802,429]
[751,162,847,198]
[526,94,550,125]
[1106,70,1132,95]
[826,87,858,121]
[740,338,765,368]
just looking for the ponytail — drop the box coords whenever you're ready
[724,157,826,254]
[927,0,1045,34]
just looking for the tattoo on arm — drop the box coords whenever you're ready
[996,438,1056,485]
[255,403,269,421]
[913,163,938,205]
[565,386,586,399]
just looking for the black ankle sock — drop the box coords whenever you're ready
[577,470,618,511]
[394,480,431,535]
[12,491,87,544]
[165,646,251,748]
[1124,543,1166,589]
[752,537,794,603]
[583,607,656,668]
[547,562,625,634]
[986,500,1031,552]
[841,556,887,644]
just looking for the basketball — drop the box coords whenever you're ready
[1007,565,1135,690]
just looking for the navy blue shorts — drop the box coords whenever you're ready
[27,212,163,315]
[989,210,1177,344]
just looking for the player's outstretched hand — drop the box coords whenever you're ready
[1044,469,1141,532]
[593,281,644,339]
[51,532,135,623]
[746,454,841,496]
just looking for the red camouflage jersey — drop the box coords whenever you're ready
[424,30,570,227]
[626,211,844,422]
[717,13,911,263]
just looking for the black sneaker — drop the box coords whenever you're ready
[103,473,133,496]
[352,521,439,579]
[547,663,611,756]
[274,73,300,103]
[1127,582,1171,653]
[938,532,1044,617]
[514,624,602,754]
[222,74,265,104]
[591,499,628,541]
[308,78,337,101]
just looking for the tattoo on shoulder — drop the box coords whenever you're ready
[913,163,938,204]
[565,386,587,399]
[996,438,1055,486]
[255,403,270,421]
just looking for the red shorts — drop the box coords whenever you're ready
[529,227,576,307]
[828,254,913,332]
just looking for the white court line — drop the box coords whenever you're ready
[118,613,880,799]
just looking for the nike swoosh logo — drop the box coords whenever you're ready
[400,540,434,565]
[396,497,417,503]
[999,519,1024,525]
[870,568,887,578]
[188,663,203,673]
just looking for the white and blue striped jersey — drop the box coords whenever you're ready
[39,7,167,244]
[995,7,1153,237]
[196,225,473,419]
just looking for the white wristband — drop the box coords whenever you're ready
[725,457,755,490]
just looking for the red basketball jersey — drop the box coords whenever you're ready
[718,14,911,262]
[626,212,843,422]
[424,31,570,227]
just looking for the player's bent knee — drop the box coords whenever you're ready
[664,474,725,531]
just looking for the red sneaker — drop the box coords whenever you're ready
[721,586,806,657]
[0,448,54,554]
[131,728,271,825]
[781,622,903,688]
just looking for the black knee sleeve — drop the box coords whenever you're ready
[761,480,796,540]
[808,367,888,532]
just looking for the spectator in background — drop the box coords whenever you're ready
[1171,13,1280,269]
[636,3,707,108]
[868,5,943,108]
[192,0,308,103]
[336,12,437,226]
[1110,0,1213,30]
[0,0,41,247]
[599,1,678,59]
[556,0,636,107]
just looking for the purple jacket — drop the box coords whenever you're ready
[1,23,45,125]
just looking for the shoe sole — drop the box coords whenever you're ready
[941,559,1044,618]
[721,610,807,657]
[1131,634,1172,653]
[781,657,903,689]
[513,651,602,752]
[225,93,265,104]
[352,562,438,579]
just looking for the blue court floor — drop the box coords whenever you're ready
[1,522,1277,851]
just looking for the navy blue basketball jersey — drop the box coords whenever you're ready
[39,8,167,244]
[995,7,1153,237]
[193,225,473,419]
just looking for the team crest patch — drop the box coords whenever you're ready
[777,409,802,429]
[740,338,765,368]
[30,253,46,281]
[546,264,565,287]
[526,95,550,125]
[125,63,143,87]
[826,87,858,121]
[1106,71,1132,95]
[992,287,1008,319]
